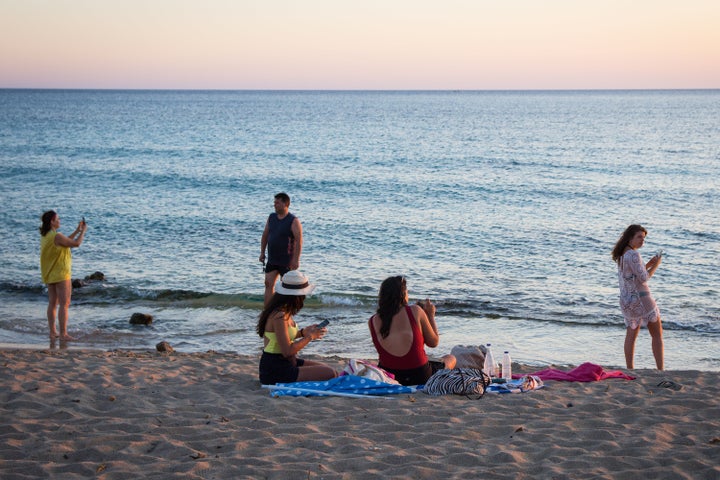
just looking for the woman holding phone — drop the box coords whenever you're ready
[39,210,87,340]
[256,270,337,385]
[612,224,664,370]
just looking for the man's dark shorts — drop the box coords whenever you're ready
[265,263,291,275]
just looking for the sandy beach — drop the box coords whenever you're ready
[1,348,718,479]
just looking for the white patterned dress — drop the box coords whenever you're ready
[617,249,660,329]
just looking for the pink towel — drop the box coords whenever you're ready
[514,362,635,382]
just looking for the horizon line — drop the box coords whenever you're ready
[2,87,719,92]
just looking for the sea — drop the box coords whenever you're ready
[1,89,718,371]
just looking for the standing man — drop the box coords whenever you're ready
[259,192,303,306]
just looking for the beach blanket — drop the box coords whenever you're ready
[263,374,416,398]
[515,362,635,382]
[486,375,545,394]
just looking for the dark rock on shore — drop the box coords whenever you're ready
[72,271,106,288]
[156,341,174,353]
[129,313,153,325]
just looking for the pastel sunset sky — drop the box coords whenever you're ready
[1,0,718,90]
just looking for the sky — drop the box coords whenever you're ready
[1,0,719,90]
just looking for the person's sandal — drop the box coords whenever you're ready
[657,380,683,391]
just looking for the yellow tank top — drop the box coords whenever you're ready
[40,231,72,284]
[264,323,298,354]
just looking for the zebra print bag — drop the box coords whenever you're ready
[422,368,491,398]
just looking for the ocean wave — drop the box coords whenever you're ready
[678,228,720,242]
[3,279,717,335]
[0,281,46,296]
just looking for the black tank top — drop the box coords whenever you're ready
[267,213,296,266]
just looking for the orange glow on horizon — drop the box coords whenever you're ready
[1,0,718,90]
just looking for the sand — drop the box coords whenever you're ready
[1,348,718,479]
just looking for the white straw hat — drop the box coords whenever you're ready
[275,270,316,296]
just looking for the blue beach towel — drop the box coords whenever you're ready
[263,374,416,397]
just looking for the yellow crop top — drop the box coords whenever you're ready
[264,323,299,354]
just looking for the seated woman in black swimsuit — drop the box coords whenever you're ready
[368,275,456,386]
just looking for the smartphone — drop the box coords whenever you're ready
[316,320,330,329]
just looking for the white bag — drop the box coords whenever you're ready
[343,359,400,385]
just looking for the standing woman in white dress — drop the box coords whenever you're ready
[611,224,664,370]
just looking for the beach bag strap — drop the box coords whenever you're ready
[422,368,491,399]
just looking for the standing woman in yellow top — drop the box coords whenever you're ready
[39,210,87,340]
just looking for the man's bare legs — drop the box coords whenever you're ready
[263,270,281,307]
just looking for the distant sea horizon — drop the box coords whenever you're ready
[2,87,718,92]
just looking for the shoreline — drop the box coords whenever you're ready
[2,348,719,479]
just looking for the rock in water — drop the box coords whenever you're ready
[85,271,105,281]
[72,271,105,288]
[129,313,153,325]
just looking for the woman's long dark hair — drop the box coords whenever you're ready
[256,294,305,337]
[39,210,56,236]
[612,224,647,263]
[376,275,408,338]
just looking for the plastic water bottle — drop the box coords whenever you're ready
[484,343,496,377]
[502,351,512,381]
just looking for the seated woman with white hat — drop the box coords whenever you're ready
[257,270,337,385]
